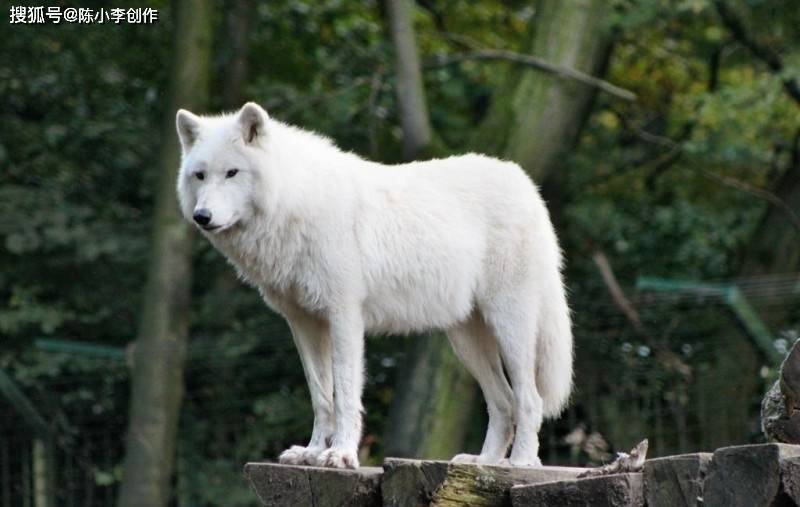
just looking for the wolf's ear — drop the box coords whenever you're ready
[176,109,201,152]
[238,102,269,144]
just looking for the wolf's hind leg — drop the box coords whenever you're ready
[279,315,334,466]
[446,312,514,464]
[483,296,544,467]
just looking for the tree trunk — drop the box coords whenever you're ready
[222,0,251,108]
[383,0,477,460]
[474,0,613,185]
[116,2,213,506]
[385,336,478,459]
[386,0,433,160]
[740,139,800,278]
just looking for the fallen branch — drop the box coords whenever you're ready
[427,49,637,101]
[578,439,649,478]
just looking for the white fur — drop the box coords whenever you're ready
[175,103,573,469]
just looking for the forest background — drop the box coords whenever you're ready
[1,0,799,505]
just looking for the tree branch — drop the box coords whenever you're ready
[629,125,800,234]
[701,169,800,234]
[591,250,691,377]
[713,0,800,106]
[592,251,646,335]
[426,49,637,102]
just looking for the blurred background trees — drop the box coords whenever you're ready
[1,0,798,505]
[116,1,213,506]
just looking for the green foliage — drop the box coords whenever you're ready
[1,0,799,504]
[560,0,800,461]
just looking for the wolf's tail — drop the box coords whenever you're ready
[536,263,573,419]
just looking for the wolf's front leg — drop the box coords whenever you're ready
[316,310,364,469]
[279,316,335,466]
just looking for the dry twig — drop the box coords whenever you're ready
[578,439,649,478]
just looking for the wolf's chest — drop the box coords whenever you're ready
[214,234,329,315]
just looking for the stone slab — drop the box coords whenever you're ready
[703,443,800,507]
[510,473,644,507]
[381,459,449,507]
[780,456,800,504]
[644,452,712,507]
[382,458,587,507]
[244,462,382,507]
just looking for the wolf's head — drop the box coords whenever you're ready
[175,102,272,235]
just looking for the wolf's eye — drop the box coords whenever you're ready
[226,168,239,179]
[195,171,205,181]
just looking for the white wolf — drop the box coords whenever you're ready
[175,102,572,469]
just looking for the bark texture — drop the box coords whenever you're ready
[386,0,433,160]
[510,473,644,507]
[385,336,478,460]
[244,463,383,507]
[474,0,613,185]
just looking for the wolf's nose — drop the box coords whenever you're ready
[193,209,212,226]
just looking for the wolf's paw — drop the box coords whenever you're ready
[499,456,543,467]
[278,445,323,465]
[316,447,359,469]
[450,453,481,464]
[451,453,506,465]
